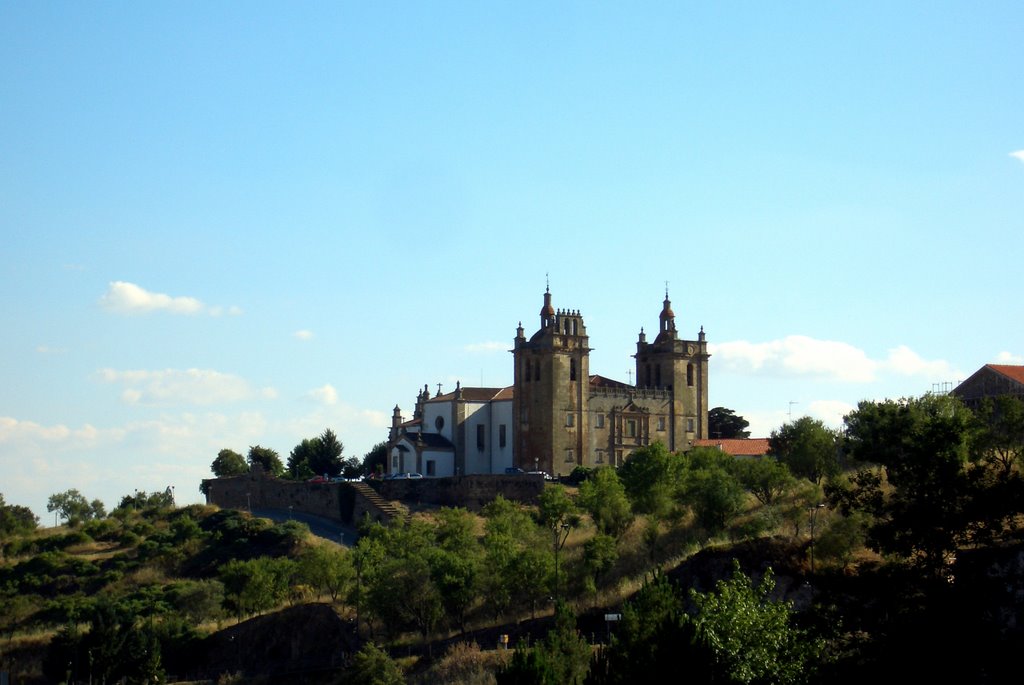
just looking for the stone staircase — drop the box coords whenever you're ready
[350,481,406,524]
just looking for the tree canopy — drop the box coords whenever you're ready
[211,448,248,477]
[827,394,1017,573]
[708,406,751,439]
[247,445,285,477]
[287,428,346,479]
[769,417,839,484]
[46,489,105,526]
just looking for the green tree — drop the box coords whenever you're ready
[348,642,404,685]
[582,532,618,592]
[577,467,633,537]
[0,493,39,539]
[481,496,552,619]
[45,599,165,685]
[972,395,1024,476]
[247,445,284,477]
[708,406,751,439]
[588,570,690,684]
[838,395,978,572]
[298,544,354,601]
[618,442,683,518]
[769,417,839,484]
[211,448,248,477]
[431,508,482,632]
[815,510,870,570]
[357,518,445,640]
[497,602,591,685]
[220,556,295,619]
[731,456,796,505]
[680,460,745,538]
[46,489,105,526]
[362,441,388,477]
[310,428,345,477]
[288,438,319,479]
[689,560,821,684]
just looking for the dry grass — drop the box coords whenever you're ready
[64,539,122,559]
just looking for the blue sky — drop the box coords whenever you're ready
[2,2,1022,521]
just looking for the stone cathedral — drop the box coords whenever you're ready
[388,288,709,478]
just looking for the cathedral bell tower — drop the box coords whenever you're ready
[512,286,591,476]
[633,289,710,446]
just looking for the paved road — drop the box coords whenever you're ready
[252,508,359,547]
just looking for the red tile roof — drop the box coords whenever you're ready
[988,364,1024,386]
[692,438,771,457]
[589,374,632,389]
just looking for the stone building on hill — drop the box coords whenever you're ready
[388,287,710,478]
[951,364,1024,408]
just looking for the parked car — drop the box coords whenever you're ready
[388,472,425,480]
[308,475,328,484]
[528,470,555,481]
[505,467,526,474]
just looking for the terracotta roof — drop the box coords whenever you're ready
[589,374,632,389]
[426,386,514,403]
[988,365,1024,386]
[692,438,771,457]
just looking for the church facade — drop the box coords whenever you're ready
[388,288,709,478]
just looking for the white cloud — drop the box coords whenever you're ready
[1010,150,1024,164]
[996,351,1024,364]
[99,281,241,316]
[100,281,203,314]
[96,368,275,406]
[710,335,876,382]
[36,345,68,355]
[880,345,959,378]
[293,330,314,341]
[807,399,856,428]
[710,336,959,384]
[464,341,508,353]
[307,384,339,405]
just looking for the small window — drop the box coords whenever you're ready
[655,365,662,387]
[627,419,637,437]
[564,449,575,463]
[499,424,507,449]
[595,414,605,429]
[596,450,604,464]
[566,413,575,427]
[687,363,694,387]
[657,417,666,431]
[687,418,695,432]
[570,358,577,381]
[477,424,485,451]
[435,416,445,431]
[392,454,399,468]
[426,460,436,476]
